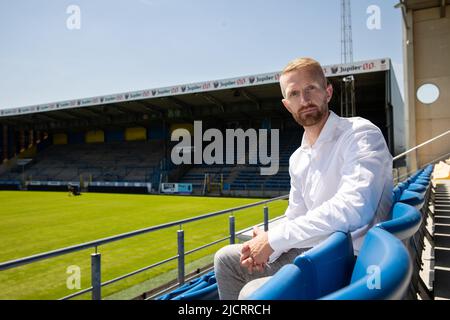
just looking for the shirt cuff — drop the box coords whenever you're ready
[267,225,290,263]
[268,250,283,264]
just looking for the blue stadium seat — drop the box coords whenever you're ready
[398,189,425,209]
[397,181,409,193]
[376,202,422,241]
[393,186,402,203]
[156,271,217,300]
[172,276,219,300]
[320,228,412,300]
[407,183,427,194]
[247,232,354,300]
[414,178,430,186]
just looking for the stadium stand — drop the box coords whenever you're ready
[1,140,165,186]
[174,128,302,196]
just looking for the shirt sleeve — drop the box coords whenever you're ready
[267,127,392,261]
[285,154,309,218]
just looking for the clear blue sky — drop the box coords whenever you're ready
[0,0,404,110]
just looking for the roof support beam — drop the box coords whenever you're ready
[113,103,135,115]
[163,97,193,117]
[132,101,165,118]
[78,108,107,118]
[62,110,93,121]
[239,89,261,110]
[195,93,225,113]
[35,112,67,122]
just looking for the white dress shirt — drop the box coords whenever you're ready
[268,111,393,262]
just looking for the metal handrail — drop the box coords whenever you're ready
[395,151,450,184]
[392,129,450,184]
[393,130,450,161]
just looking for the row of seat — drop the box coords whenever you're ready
[156,165,433,300]
[156,271,219,300]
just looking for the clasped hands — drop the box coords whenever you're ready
[239,226,274,274]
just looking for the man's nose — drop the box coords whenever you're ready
[299,91,311,106]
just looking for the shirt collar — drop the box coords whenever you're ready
[300,110,339,151]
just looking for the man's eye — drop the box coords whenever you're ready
[290,91,298,97]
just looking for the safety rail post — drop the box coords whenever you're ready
[91,252,101,300]
[177,229,185,285]
[229,215,235,244]
[264,205,269,232]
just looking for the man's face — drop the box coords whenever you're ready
[280,67,333,127]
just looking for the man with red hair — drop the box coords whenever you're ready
[214,57,393,300]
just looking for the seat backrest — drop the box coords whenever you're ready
[292,231,354,299]
[399,189,425,209]
[393,186,402,203]
[375,202,422,241]
[248,232,354,300]
[397,181,409,193]
[321,228,412,300]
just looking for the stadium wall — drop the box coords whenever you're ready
[403,5,450,169]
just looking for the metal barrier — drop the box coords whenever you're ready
[394,152,450,184]
[392,130,450,184]
[0,194,288,300]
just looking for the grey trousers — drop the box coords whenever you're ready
[213,244,308,300]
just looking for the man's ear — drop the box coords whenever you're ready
[282,98,292,113]
[326,83,333,103]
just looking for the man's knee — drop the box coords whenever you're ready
[238,276,272,300]
[214,244,241,269]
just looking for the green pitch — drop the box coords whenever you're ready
[0,191,288,299]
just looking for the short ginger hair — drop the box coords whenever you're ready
[280,57,328,98]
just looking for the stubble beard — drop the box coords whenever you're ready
[293,104,327,127]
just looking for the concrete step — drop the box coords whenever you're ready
[435,224,450,234]
[435,210,450,215]
[435,216,450,224]
[435,248,450,268]
[434,210,450,216]
[435,233,450,247]
[434,268,450,299]
[435,201,450,205]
